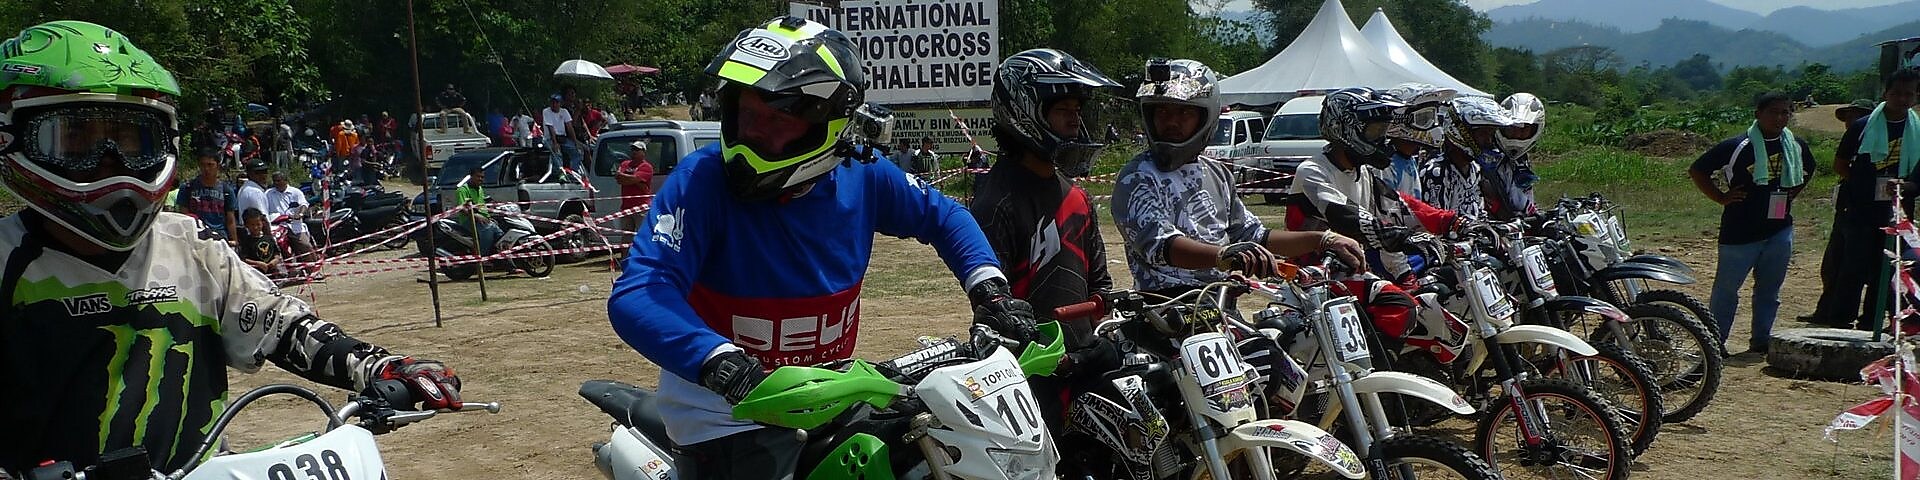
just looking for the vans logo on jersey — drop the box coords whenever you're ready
[126,286,179,306]
[652,207,685,252]
[61,293,112,316]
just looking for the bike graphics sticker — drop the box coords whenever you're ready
[1181,333,1252,413]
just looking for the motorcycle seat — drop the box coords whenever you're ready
[578,380,673,447]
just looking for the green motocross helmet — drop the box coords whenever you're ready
[0,20,182,251]
[705,16,865,201]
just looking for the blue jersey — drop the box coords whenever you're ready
[608,143,1001,444]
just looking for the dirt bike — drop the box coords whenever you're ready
[1171,262,1500,480]
[1401,234,1634,480]
[13,380,499,480]
[1045,286,1368,480]
[580,321,1070,480]
[1537,197,1723,424]
[1476,220,1666,456]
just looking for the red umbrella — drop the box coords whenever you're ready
[604,64,660,75]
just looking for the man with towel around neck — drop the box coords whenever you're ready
[1689,91,1815,355]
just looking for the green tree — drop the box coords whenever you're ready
[1490,47,1543,95]
[1669,54,1722,92]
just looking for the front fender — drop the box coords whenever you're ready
[1349,371,1474,414]
[1542,296,1632,324]
[1590,263,1695,285]
[1493,324,1599,356]
[1623,254,1695,276]
[1223,420,1364,479]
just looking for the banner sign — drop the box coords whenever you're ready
[886,107,997,155]
[789,0,999,104]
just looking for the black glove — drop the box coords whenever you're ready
[700,350,768,405]
[378,357,462,410]
[1216,241,1280,278]
[1063,336,1121,376]
[968,277,1040,345]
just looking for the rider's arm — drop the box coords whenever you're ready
[1110,164,1221,269]
[1398,191,1458,234]
[1291,158,1423,252]
[606,162,730,383]
[202,225,405,391]
[870,156,1003,289]
[1081,188,1115,292]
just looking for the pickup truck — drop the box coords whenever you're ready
[1226,94,1326,204]
[416,120,721,261]
[1202,110,1267,159]
[409,111,492,179]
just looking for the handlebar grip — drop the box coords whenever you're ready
[1053,299,1105,320]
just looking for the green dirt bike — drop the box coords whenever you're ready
[581,321,1069,480]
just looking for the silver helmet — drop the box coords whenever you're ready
[1498,93,1545,159]
[1136,58,1222,171]
[991,49,1120,176]
[1444,96,1516,155]
[1383,83,1458,149]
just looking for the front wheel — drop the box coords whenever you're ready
[514,239,556,277]
[382,215,413,249]
[1474,378,1631,480]
[1599,303,1721,423]
[1543,342,1663,456]
[1373,435,1501,480]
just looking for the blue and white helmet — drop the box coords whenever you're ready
[1445,96,1516,155]
[1319,87,1406,164]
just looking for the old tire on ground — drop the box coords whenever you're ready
[1767,328,1895,381]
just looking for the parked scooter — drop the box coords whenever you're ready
[411,201,554,280]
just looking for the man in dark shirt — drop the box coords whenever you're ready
[1819,68,1920,330]
[437,83,470,133]
[1688,92,1816,354]
[237,208,282,276]
[175,154,237,241]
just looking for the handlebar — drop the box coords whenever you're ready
[1053,296,1107,321]
[162,381,500,480]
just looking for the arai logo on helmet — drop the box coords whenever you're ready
[735,35,790,61]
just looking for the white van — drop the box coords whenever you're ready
[1203,110,1268,159]
[410,111,493,177]
[1235,94,1326,203]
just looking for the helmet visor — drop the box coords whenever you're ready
[20,103,177,175]
[1405,104,1442,131]
[1501,123,1539,141]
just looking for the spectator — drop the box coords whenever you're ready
[542,94,579,178]
[235,161,273,224]
[698,89,718,121]
[1820,69,1920,330]
[912,136,940,180]
[176,155,238,240]
[583,99,608,140]
[1688,92,1815,354]
[267,171,316,266]
[437,84,470,133]
[357,115,372,140]
[236,208,282,276]
[613,142,656,264]
[498,117,517,147]
[512,109,536,147]
[375,111,398,143]
[1803,98,1882,326]
[486,109,507,144]
[331,120,358,161]
[457,168,502,255]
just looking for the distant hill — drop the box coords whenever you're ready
[1745,1,1920,47]
[1486,0,1759,32]
[1485,17,1920,71]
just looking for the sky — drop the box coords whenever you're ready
[1218,0,1911,15]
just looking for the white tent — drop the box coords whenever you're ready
[1218,0,1428,107]
[1360,9,1489,97]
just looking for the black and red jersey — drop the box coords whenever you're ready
[969,161,1113,345]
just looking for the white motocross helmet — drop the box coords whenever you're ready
[1498,93,1545,159]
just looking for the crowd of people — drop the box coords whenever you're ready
[9,13,1919,480]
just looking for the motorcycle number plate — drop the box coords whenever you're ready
[1521,245,1558,296]
[1607,215,1629,248]
[1473,268,1517,321]
[1325,298,1372,363]
[1180,333,1252,410]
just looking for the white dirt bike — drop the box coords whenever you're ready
[580,322,1070,480]
[14,380,499,480]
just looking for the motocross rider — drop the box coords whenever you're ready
[966,48,1123,433]
[1421,95,1519,221]
[1488,93,1546,220]
[606,17,1038,480]
[1379,83,1456,199]
[0,21,463,474]
[1285,87,1471,364]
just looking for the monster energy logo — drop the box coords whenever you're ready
[95,323,209,463]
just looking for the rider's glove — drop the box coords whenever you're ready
[1216,241,1280,278]
[968,277,1040,345]
[378,357,463,410]
[1063,336,1121,376]
[700,350,768,405]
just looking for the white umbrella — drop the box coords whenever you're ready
[554,59,613,81]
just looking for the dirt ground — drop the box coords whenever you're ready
[219,204,1900,479]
